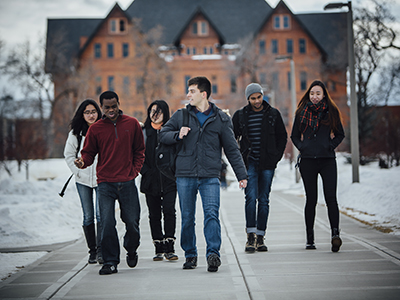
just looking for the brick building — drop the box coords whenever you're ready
[45,0,349,156]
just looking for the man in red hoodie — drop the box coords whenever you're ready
[75,91,145,275]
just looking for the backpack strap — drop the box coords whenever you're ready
[76,134,83,158]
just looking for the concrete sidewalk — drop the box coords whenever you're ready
[1,187,400,299]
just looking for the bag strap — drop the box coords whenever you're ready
[59,133,82,197]
[59,174,73,197]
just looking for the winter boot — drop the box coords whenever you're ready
[96,222,103,264]
[306,230,316,250]
[153,240,164,261]
[164,238,178,261]
[245,233,256,253]
[331,228,342,252]
[83,223,97,264]
[256,235,268,251]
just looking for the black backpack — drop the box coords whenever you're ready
[155,108,189,180]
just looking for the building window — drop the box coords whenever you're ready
[95,76,102,95]
[286,39,293,54]
[186,47,190,55]
[231,76,237,93]
[299,39,306,54]
[108,76,114,91]
[272,72,279,90]
[287,72,291,90]
[122,43,129,57]
[300,71,307,90]
[107,43,114,58]
[201,21,208,35]
[192,23,198,34]
[185,75,191,94]
[260,73,266,85]
[136,77,144,93]
[203,47,207,54]
[211,76,218,94]
[109,18,127,34]
[192,47,196,55]
[274,16,280,29]
[209,47,213,54]
[94,43,101,58]
[272,39,278,54]
[259,40,266,55]
[283,15,290,28]
[123,76,130,94]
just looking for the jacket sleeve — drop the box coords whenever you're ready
[131,119,145,178]
[159,109,182,145]
[290,115,303,151]
[80,126,98,169]
[63,131,80,176]
[274,110,288,159]
[231,110,241,140]
[330,119,345,150]
[220,116,247,181]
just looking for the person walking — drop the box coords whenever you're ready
[64,99,103,264]
[74,91,145,275]
[290,80,345,252]
[140,100,178,261]
[232,83,287,253]
[159,76,247,272]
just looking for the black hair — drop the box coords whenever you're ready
[69,99,101,137]
[144,100,170,127]
[99,91,119,105]
[188,76,211,99]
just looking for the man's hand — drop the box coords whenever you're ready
[239,179,247,189]
[74,158,84,169]
[179,126,191,139]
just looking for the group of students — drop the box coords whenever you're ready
[64,76,344,275]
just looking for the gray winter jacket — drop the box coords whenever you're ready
[159,103,247,181]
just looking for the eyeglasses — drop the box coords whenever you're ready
[83,110,98,116]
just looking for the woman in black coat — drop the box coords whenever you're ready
[291,80,345,252]
[140,100,178,261]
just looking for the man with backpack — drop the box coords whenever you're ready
[232,83,287,253]
[159,76,247,272]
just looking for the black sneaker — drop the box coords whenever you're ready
[99,264,117,275]
[183,256,197,269]
[207,254,221,272]
[126,252,138,268]
[306,243,317,250]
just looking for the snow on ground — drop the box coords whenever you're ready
[0,153,399,280]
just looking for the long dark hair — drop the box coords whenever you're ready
[144,100,170,127]
[295,80,342,132]
[69,99,101,137]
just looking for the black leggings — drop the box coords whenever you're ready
[145,190,177,241]
[299,158,339,238]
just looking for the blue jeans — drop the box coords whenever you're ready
[176,177,221,259]
[245,158,275,236]
[98,180,141,266]
[76,183,100,226]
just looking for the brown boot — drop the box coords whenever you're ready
[256,235,268,252]
[245,233,256,253]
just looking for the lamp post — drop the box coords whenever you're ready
[276,55,300,183]
[324,1,360,183]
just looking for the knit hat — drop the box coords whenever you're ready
[245,83,264,100]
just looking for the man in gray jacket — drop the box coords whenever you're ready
[160,76,247,272]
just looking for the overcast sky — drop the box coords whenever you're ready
[2,0,399,50]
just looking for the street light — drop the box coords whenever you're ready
[276,55,300,183]
[324,1,360,183]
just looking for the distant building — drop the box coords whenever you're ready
[45,0,349,156]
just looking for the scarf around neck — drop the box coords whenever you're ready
[299,99,328,133]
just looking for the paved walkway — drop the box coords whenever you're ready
[1,187,400,300]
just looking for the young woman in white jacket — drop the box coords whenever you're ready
[64,99,102,263]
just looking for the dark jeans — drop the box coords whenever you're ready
[299,158,339,238]
[98,180,141,266]
[145,190,177,241]
[75,183,100,226]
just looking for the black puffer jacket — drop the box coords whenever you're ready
[140,124,176,195]
[291,109,345,158]
[159,103,247,181]
[232,101,287,170]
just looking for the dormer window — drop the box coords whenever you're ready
[273,14,291,30]
[109,18,127,34]
[192,21,208,36]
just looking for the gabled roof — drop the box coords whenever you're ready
[45,18,102,72]
[173,6,226,47]
[125,0,272,45]
[78,3,131,58]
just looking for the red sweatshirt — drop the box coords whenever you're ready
[81,113,145,184]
